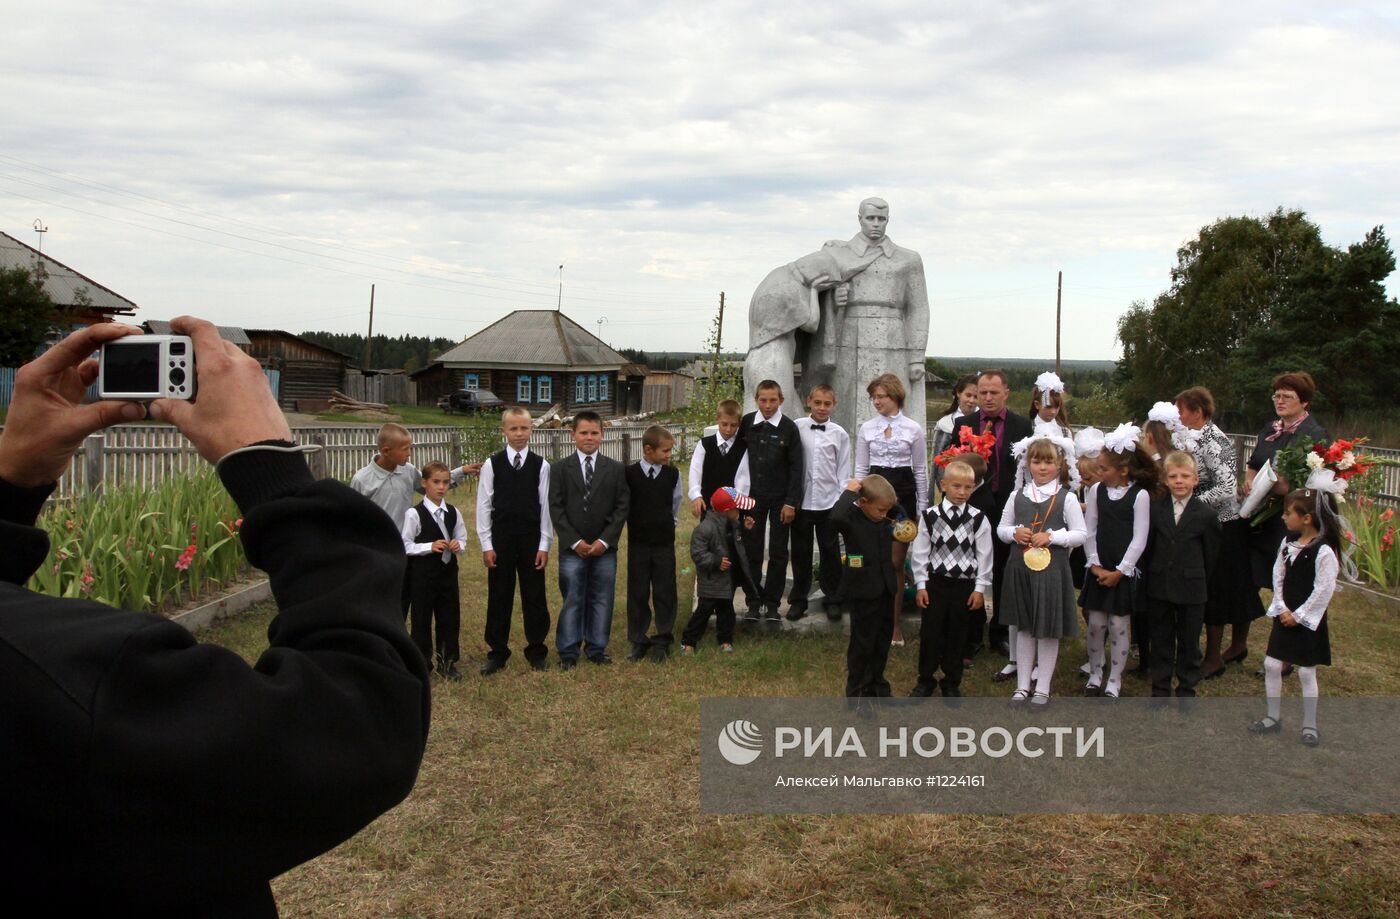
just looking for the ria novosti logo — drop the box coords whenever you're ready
[717,720,763,765]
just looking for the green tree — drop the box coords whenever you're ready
[1117,209,1399,428]
[0,264,75,366]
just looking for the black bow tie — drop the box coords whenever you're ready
[810,423,826,431]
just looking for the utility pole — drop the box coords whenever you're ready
[1054,270,1063,375]
[33,219,47,254]
[557,264,564,311]
[363,283,375,369]
[712,291,725,375]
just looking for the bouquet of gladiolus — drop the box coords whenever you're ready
[934,426,997,467]
[1274,437,1389,502]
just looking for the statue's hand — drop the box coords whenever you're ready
[908,361,926,383]
[833,284,850,307]
[808,273,834,291]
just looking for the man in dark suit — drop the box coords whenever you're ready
[1147,452,1222,697]
[548,411,630,668]
[954,369,1034,657]
[738,380,805,620]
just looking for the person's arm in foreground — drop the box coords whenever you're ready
[0,317,431,903]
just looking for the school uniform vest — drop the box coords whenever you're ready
[488,450,543,538]
[1281,541,1322,612]
[699,434,746,503]
[1093,484,1142,570]
[742,414,800,501]
[626,463,679,544]
[921,504,986,581]
[409,502,458,571]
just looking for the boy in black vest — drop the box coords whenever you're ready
[910,460,993,697]
[626,425,681,663]
[687,399,750,519]
[739,380,805,621]
[476,407,552,675]
[1147,451,1221,698]
[400,461,469,680]
[831,475,898,697]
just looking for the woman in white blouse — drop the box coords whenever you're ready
[854,373,929,646]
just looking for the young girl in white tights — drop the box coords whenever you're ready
[996,434,1087,707]
[1079,424,1160,698]
[1249,482,1340,747]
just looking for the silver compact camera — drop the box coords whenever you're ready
[97,334,196,401]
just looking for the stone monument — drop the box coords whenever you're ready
[743,197,929,437]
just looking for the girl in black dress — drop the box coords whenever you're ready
[1080,428,1161,698]
[1249,487,1339,747]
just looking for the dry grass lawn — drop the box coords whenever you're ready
[203,480,1400,918]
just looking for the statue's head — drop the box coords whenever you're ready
[857,197,889,242]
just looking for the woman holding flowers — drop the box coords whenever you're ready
[1243,372,1329,590]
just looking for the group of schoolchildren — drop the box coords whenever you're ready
[350,367,1338,744]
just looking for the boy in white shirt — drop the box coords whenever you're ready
[401,461,469,680]
[788,384,852,621]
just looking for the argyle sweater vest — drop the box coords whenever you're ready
[920,503,986,581]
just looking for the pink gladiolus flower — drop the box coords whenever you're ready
[65,519,74,530]
[175,542,197,571]
[81,565,94,594]
[1383,508,1395,522]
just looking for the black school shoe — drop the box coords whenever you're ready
[627,643,649,662]
[785,605,808,622]
[479,658,507,677]
[1249,716,1282,734]
[909,682,937,698]
[559,658,578,671]
[649,644,669,664]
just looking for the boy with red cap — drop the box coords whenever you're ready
[680,487,757,654]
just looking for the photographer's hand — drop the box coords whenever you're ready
[149,316,293,462]
[0,322,145,488]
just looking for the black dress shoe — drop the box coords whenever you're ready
[528,658,550,672]
[742,605,762,622]
[991,667,1017,683]
[909,683,936,698]
[825,608,844,622]
[649,645,669,664]
[1249,716,1282,734]
[764,604,782,621]
[941,684,963,698]
[479,658,507,677]
[1223,648,1248,665]
[785,606,808,622]
[441,664,463,682]
[588,654,613,666]
[627,644,649,662]
[559,658,578,671]
[1200,666,1226,681]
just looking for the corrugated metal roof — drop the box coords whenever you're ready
[0,231,138,315]
[435,310,629,369]
[144,319,250,346]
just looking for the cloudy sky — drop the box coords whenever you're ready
[3,1,1397,360]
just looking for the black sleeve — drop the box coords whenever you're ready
[0,476,56,585]
[73,452,429,901]
[785,421,805,507]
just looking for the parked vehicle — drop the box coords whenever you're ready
[437,388,506,414]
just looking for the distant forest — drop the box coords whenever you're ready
[299,332,457,372]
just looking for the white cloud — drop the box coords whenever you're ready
[1,0,1396,361]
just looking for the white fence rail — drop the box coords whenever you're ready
[5,420,1394,503]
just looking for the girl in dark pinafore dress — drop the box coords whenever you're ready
[1250,485,1340,747]
[997,434,1087,707]
[1080,426,1161,699]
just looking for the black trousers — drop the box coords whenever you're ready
[400,555,412,621]
[682,597,736,646]
[919,576,974,689]
[743,501,791,609]
[846,592,895,697]
[408,556,460,666]
[1150,600,1204,696]
[968,536,1011,655]
[484,531,551,664]
[627,540,678,647]
[788,507,841,610]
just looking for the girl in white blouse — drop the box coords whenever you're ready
[854,373,929,646]
[1250,487,1339,747]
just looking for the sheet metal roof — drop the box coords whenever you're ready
[435,310,629,369]
[144,319,250,346]
[0,231,138,316]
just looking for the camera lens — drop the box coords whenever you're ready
[170,367,186,386]
[171,341,186,355]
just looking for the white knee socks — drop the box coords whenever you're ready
[1298,665,1319,730]
[1086,612,1108,685]
[1000,624,1019,676]
[1035,638,1059,696]
[1106,616,1130,696]
[1263,655,1284,721]
[1015,630,1037,694]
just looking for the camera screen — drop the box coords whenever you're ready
[104,342,161,393]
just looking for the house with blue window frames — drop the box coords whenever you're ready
[410,310,642,417]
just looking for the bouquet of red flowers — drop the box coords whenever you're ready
[934,426,997,468]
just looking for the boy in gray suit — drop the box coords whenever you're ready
[548,412,629,668]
